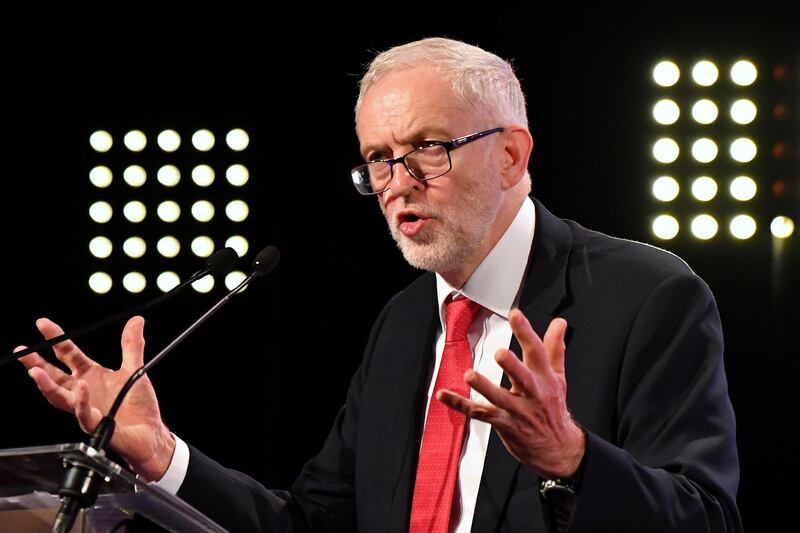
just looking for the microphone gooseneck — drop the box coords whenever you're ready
[5,248,240,368]
[51,245,280,533]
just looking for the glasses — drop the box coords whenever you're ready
[350,127,504,195]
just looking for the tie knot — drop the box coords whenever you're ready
[444,297,481,342]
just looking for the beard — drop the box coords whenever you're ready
[381,177,500,274]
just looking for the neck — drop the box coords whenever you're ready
[438,264,476,291]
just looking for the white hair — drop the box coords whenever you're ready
[355,37,528,129]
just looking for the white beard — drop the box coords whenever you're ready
[381,177,500,274]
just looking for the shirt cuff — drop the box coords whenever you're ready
[152,433,190,495]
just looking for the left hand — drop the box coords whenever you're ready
[438,309,584,478]
[17,317,176,481]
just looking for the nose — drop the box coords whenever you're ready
[386,160,421,198]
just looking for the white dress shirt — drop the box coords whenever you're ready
[158,197,536,533]
[430,196,535,532]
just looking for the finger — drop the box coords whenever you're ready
[74,380,101,434]
[464,368,520,413]
[508,309,549,374]
[543,318,568,374]
[17,347,50,371]
[437,389,505,425]
[36,318,94,374]
[17,348,72,387]
[120,316,146,372]
[495,348,540,397]
[17,346,43,370]
[27,366,77,412]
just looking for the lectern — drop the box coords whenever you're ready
[0,442,226,532]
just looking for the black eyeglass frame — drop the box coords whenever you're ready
[350,127,505,195]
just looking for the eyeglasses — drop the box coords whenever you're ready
[350,127,504,195]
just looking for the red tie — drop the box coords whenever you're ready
[409,296,482,533]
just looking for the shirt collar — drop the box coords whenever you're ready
[436,196,536,325]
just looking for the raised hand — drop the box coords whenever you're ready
[17,316,175,481]
[438,309,584,478]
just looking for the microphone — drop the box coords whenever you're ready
[51,245,281,533]
[252,244,281,277]
[3,247,239,367]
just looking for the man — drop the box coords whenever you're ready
[19,38,742,532]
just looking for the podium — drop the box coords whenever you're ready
[0,443,227,532]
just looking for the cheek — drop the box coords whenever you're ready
[460,170,501,207]
[422,178,457,205]
[378,196,399,223]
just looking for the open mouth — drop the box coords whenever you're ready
[397,211,429,237]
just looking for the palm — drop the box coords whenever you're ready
[76,363,163,464]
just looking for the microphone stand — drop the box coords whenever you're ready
[50,247,277,533]
[3,248,239,367]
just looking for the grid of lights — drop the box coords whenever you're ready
[87,128,254,294]
[650,58,796,242]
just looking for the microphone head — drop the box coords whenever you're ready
[253,246,281,276]
[207,248,239,276]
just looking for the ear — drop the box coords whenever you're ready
[499,125,533,190]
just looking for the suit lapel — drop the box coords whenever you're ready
[384,275,440,533]
[471,198,572,532]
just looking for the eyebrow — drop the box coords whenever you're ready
[360,127,454,160]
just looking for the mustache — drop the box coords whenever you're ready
[380,200,438,220]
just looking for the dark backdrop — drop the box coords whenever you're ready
[1,3,798,530]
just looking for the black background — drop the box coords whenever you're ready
[1,3,798,530]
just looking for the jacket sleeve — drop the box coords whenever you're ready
[568,273,743,532]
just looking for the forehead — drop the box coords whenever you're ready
[356,66,477,149]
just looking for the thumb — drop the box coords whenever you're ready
[121,316,146,372]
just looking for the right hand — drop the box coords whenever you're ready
[17,316,175,481]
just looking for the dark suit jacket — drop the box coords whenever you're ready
[178,199,742,532]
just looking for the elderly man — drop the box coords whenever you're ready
[21,38,742,532]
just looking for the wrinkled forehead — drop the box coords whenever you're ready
[355,67,482,141]
[357,102,478,161]
[358,66,456,111]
